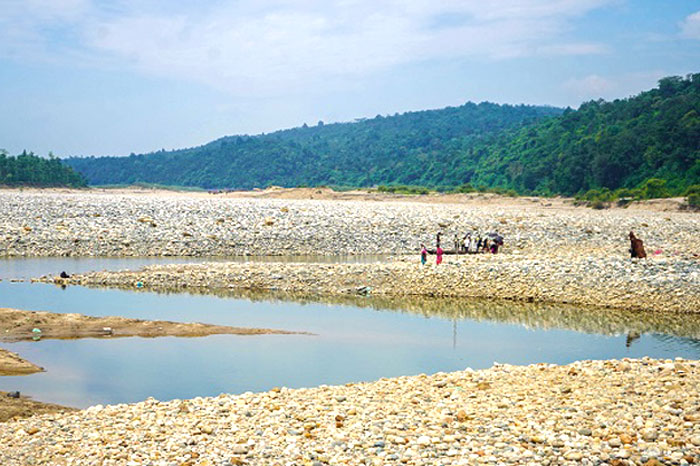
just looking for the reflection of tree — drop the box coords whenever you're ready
[90,284,700,341]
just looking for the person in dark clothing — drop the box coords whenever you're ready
[629,231,647,258]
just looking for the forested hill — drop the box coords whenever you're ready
[466,74,700,196]
[1,151,86,187]
[66,74,700,196]
[66,102,562,189]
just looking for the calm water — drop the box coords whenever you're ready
[1,258,699,408]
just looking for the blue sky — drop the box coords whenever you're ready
[1,0,699,157]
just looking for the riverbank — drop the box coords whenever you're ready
[0,307,304,377]
[0,391,76,423]
[1,358,698,465]
[0,307,302,343]
[0,348,42,376]
[1,189,698,258]
[45,252,700,313]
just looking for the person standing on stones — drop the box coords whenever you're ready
[629,231,647,258]
[436,243,444,265]
[420,244,428,265]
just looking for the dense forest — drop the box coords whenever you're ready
[67,74,699,197]
[466,74,700,196]
[67,103,562,189]
[0,151,87,187]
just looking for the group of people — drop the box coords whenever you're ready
[419,231,504,265]
[454,232,503,255]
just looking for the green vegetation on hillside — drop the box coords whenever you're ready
[66,74,699,198]
[467,74,700,197]
[0,151,87,188]
[66,102,561,189]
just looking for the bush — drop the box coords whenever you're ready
[612,187,640,199]
[685,185,700,196]
[590,199,607,210]
[687,193,700,208]
[377,184,430,195]
[639,178,670,199]
[452,183,475,193]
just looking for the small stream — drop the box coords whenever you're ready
[1,257,699,408]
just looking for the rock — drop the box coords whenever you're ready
[619,434,634,444]
[564,451,583,461]
[232,445,249,455]
[641,428,658,441]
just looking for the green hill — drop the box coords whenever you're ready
[66,102,562,189]
[468,74,700,196]
[66,74,700,196]
[1,151,87,188]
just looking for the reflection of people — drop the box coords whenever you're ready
[420,244,428,265]
[625,331,641,348]
[436,245,444,265]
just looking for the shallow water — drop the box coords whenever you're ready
[1,258,699,408]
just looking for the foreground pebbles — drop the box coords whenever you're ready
[1,358,700,465]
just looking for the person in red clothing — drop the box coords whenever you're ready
[436,244,444,265]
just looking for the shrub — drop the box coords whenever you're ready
[639,178,670,199]
[590,199,607,210]
[687,193,700,208]
[684,185,700,196]
[452,183,475,193]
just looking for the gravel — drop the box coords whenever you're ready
[1,190,698,258]
[47,253,700,313]
[1,358,699,465]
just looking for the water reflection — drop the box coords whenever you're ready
[83,285,700,342]
[2,278,700,407]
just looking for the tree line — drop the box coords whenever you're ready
[0,151,87,188]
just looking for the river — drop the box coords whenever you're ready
[1,257,699,408]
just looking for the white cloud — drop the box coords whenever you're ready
[0,0,614,96]
[563,74,615,98]
[680,11,700,39]
[563,71,667,103]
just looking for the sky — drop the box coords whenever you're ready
[0,0,699,157]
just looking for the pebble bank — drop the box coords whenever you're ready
[47,253,700,313]
[1,358,699,465]
[1,191,699,257]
